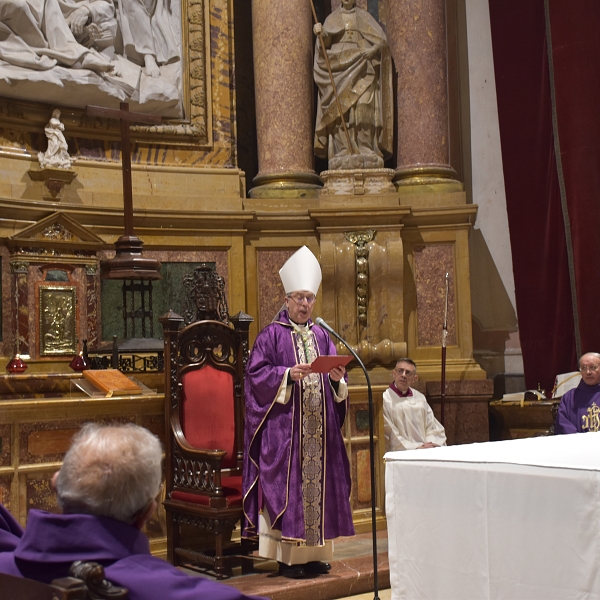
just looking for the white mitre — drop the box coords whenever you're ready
[279,246,322,295]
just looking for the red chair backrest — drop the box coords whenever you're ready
[180,365,236,469]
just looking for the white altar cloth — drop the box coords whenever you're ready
[385,432,600,599]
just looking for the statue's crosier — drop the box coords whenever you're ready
[313,0,393,170]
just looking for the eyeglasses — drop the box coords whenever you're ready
[580,365,599,373]
[287,294,316,305]
[393,368,415,376]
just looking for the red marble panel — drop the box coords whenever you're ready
[350,441,374,511]
[86,271,99,349]
[17,272,29,356]
[0,423,11,467]
[0,247,12,357]
[257,249,294,332]
[413,244,456,347]
[356,448,372,503]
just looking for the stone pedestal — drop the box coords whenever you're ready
[320,169,396,196]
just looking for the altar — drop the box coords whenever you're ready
[385,433,600,599]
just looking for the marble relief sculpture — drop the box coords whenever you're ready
[313,0,393,170]
[38,109,73,169]
[0,0,182,117]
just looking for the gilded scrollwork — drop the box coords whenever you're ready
[9,261,29,274]
[345,230,375,329]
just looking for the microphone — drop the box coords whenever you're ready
[315,317,334,333]
[315,317,380,600]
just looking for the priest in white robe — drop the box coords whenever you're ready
[383,358,446,451]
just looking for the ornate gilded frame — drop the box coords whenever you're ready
[39,286,77,356]
[0,0,212,147]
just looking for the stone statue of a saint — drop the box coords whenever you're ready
[39,109,73,169]
[313,0,393,170]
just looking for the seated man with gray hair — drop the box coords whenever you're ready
[0,423,266,600]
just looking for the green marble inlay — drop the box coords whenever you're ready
[356,409,370,432]
[45,270,70,282]
[101,262,206,341]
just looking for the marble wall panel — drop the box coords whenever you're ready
[351,442,373,510]
[0,246,11,357]
[257,249,294,332]
[356,448,372,504]
[98,249,228,342]
[25,474,59,514]
[86,269,100,350]
[17,271,28,357]
[413,244,456,347]
[19,417,133,465]
[0,475,12,509]
[0,423,11,467]
[427,379,492,445]
[139,414,166,446]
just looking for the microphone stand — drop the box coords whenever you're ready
[315,318,380,600]
[441,273,449,425]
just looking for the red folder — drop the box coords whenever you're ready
[310,355,353,373]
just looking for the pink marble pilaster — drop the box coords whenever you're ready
[386,0,458,184]
[10,262,30,357]
[250,0,321,196]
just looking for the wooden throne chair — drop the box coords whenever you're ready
[159,264,253,579]
[0,560,127,600]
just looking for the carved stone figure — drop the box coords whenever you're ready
[313,0,393,170]
[0,0,114,73]
[117,0,180,78]
[39,109,73,169]
[61,0,119,55]
[0,0,183,116]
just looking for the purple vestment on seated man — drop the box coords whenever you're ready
[242,309,354,543]
[0,510,266,600]
[0,503,23,552]
[555,380,600,434]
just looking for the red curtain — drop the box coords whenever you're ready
[489,0,600,392]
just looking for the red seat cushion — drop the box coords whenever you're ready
[181,365,236,469]
[171,476,243,507]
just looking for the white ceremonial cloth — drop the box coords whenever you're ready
[385,432,600,600]
[382,387,446,451]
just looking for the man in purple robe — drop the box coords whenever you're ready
[0,503,23,552]
[555,352,600,434]
[0,423,266,600]
[242,246,355,579]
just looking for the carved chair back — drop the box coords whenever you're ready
[159,263,253,578]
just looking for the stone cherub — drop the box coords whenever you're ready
[39,109,73,169]
[313,0,393,170]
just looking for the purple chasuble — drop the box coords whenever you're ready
[242,310,354,544]
[0,510,266,600]
[0,503,23,552]
[555,380,600,434]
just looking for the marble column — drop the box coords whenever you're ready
[386,0,461,188]
[250,0,321,198]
